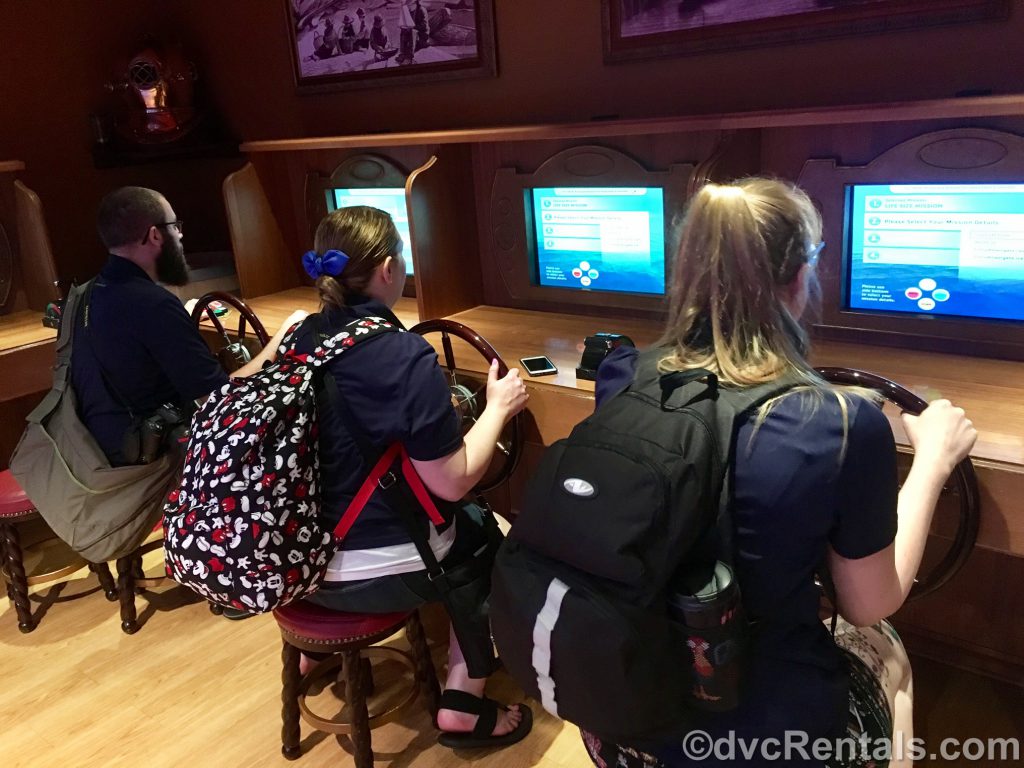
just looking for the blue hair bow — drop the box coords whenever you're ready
[302,249,349,280]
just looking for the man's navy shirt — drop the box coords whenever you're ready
[70,256,228,465]
[290,297,462,552]
[597,346,899,766]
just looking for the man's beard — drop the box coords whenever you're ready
[156,237,189,286]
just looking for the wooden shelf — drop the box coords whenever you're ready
[241,93,1024,153]
[0,161,25,173]
[92,139,241,169]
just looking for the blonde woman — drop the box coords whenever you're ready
[584,179,975,768]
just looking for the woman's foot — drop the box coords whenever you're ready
[437,697,524,737]
[435,689,533,748]
[220,606,254,621]
[299,651,333,676]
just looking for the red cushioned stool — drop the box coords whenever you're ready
[0,470,117,632]
[274,600,442,765]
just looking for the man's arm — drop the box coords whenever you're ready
[145,296,230,402]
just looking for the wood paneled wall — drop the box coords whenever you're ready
[3,2,1024,284]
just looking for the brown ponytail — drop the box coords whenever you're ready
[312,206,402,310]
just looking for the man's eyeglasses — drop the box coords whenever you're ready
[156,220,184,236]
[807,241,825,268]
[141,220,183,245]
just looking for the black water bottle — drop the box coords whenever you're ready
[668,561,748,712]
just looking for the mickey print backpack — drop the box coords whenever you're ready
[164,316,400,613]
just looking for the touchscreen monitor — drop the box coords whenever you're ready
[845,183,1024,322]
[529,187,666,296]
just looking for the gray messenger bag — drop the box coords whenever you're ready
[9,282,177,563]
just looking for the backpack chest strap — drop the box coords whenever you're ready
[332,442,445,541]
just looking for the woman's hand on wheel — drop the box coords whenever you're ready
[485,358,529,423]
[901,399,977,476]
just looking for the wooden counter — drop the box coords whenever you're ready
[231,288,1024,461]
[0,310,56,402]
[197,289,421,337]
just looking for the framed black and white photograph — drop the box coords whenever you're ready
[603,0,1010,62]
[287,0,497,92]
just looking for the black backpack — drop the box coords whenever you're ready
[490,348,800,742]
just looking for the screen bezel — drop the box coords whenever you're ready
[524,186,668,298]
[485,145,693,321]
[796,127,1024,361]
[841,181,1024,328]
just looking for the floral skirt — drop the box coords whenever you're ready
[581,619,911,768]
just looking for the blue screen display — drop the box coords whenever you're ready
[846,184,1024,322]
[531,187,665,296]
[330,188,413,275]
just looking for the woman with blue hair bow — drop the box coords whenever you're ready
[288,205,533,749]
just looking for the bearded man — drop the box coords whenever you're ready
[71,187,296,466]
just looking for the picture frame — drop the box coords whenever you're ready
[602,0,1011,63]
[286,0,497,93]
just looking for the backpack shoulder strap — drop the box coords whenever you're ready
[712,372,808,584]
[310,314,401,367]
[55,280,89,375]
[315,317,453,587]
[26,281,92,423]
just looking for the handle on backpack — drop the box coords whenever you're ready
[659,368,718,406]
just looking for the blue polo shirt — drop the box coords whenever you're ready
[289,298,462,551]
[596,346,899,766]
[70,256,228,465]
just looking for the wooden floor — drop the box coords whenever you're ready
[0,557,588,768]
[2,560,1023,768]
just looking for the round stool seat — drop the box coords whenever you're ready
[273,600,411,644]
[0,470,37,521]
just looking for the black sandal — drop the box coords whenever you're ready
[436,689,533,749]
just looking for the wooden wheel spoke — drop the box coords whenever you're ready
[441,330,457,376]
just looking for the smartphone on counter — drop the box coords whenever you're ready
[520,355,558,377]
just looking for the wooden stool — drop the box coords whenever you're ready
[0,470,117,632]
[114,532,166,634]
[273,601,442,765]
[114,522,224,634]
